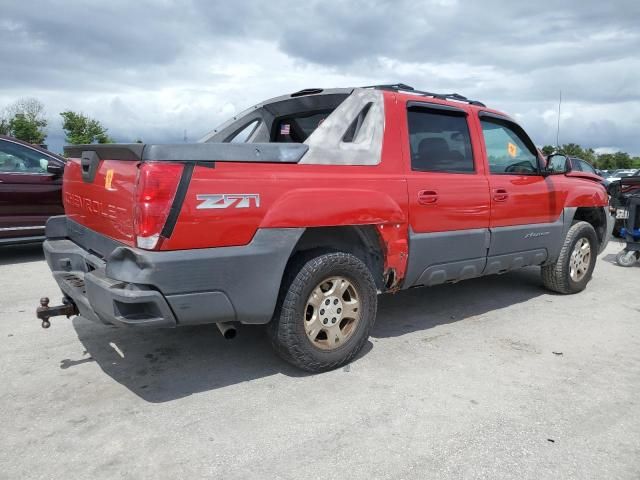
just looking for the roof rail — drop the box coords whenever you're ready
[362,83,486,107]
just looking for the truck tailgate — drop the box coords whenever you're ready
[63,155,139,247]
[61,143,308,249]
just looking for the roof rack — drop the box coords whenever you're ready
[362,83,486,107]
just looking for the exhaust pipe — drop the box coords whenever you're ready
[216,322,237,340]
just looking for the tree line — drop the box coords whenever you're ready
[541,144,639,170]
[1,97,639,169]
[0,97,114,146]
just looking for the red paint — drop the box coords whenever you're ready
[61,90,608,285]
[63,158,138,246]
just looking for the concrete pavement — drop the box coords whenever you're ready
[1,241,639,479]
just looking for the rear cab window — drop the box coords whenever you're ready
[273,111,332,143]
[407,104,475,173]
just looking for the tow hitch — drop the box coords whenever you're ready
[36,297,79,329]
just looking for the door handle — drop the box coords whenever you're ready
[493,188,509,202]
[418,190,438,205]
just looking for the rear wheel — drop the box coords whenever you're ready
[541,221,598,294]
[269,251,377,372]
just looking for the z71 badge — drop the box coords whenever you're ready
[196,193,260,209]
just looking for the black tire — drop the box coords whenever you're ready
[541,221,598,294]
[269,251,377,372]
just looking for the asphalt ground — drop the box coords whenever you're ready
[1,240,639,479]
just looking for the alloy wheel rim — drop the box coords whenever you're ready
[569,237,591,282]
[304,276,361,350]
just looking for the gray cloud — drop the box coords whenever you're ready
[1,0,639,154]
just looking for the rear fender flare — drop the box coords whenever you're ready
[260,188,409,286]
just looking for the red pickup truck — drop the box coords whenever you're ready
[38,84,613,372]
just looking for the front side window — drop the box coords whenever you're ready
[0,141,50,173]
[408,107,474,173]
[480,118,539,175]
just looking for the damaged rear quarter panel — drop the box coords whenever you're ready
[163,163,411,283]
[161,92,411,283]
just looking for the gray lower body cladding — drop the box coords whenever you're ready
[44,216,303,327]
[403,208,611,288]
[403,229,489,287]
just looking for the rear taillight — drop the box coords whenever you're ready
[134,162,184,250]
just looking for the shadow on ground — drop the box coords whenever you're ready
[71,267,546,403]
[372,266,544,338]
[0,243,44,266]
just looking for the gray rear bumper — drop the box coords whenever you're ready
[44,216,303,327]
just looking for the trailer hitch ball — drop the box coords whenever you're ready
[40,298,51,329]
[36,296,78,329]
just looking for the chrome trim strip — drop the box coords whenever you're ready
[0,225,45,231]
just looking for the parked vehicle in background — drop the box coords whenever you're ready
[540,155,604,181]
[604,169,637,185]
[38,84,613,372]
[611,172,640,266]
[608,169,640,236]
[567,157,602,177]
[0,135,66,245]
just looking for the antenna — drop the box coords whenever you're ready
[556,90,562,149]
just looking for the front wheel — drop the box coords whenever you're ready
[269,251,377,372]
[541,221,598,294]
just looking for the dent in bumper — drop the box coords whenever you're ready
[46,244,177,328]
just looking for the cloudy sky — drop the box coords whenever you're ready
[2,0,639,154]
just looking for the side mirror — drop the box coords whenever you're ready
[544,154,571,175]
[46,161,64,176]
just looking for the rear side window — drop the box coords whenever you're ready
[480,118,539,174]
[342,102,373,142]
[408,107,474,173]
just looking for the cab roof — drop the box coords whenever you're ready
[364,83,513,121]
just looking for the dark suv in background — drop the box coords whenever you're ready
[568,157,601,176]
[0,135,65,245]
